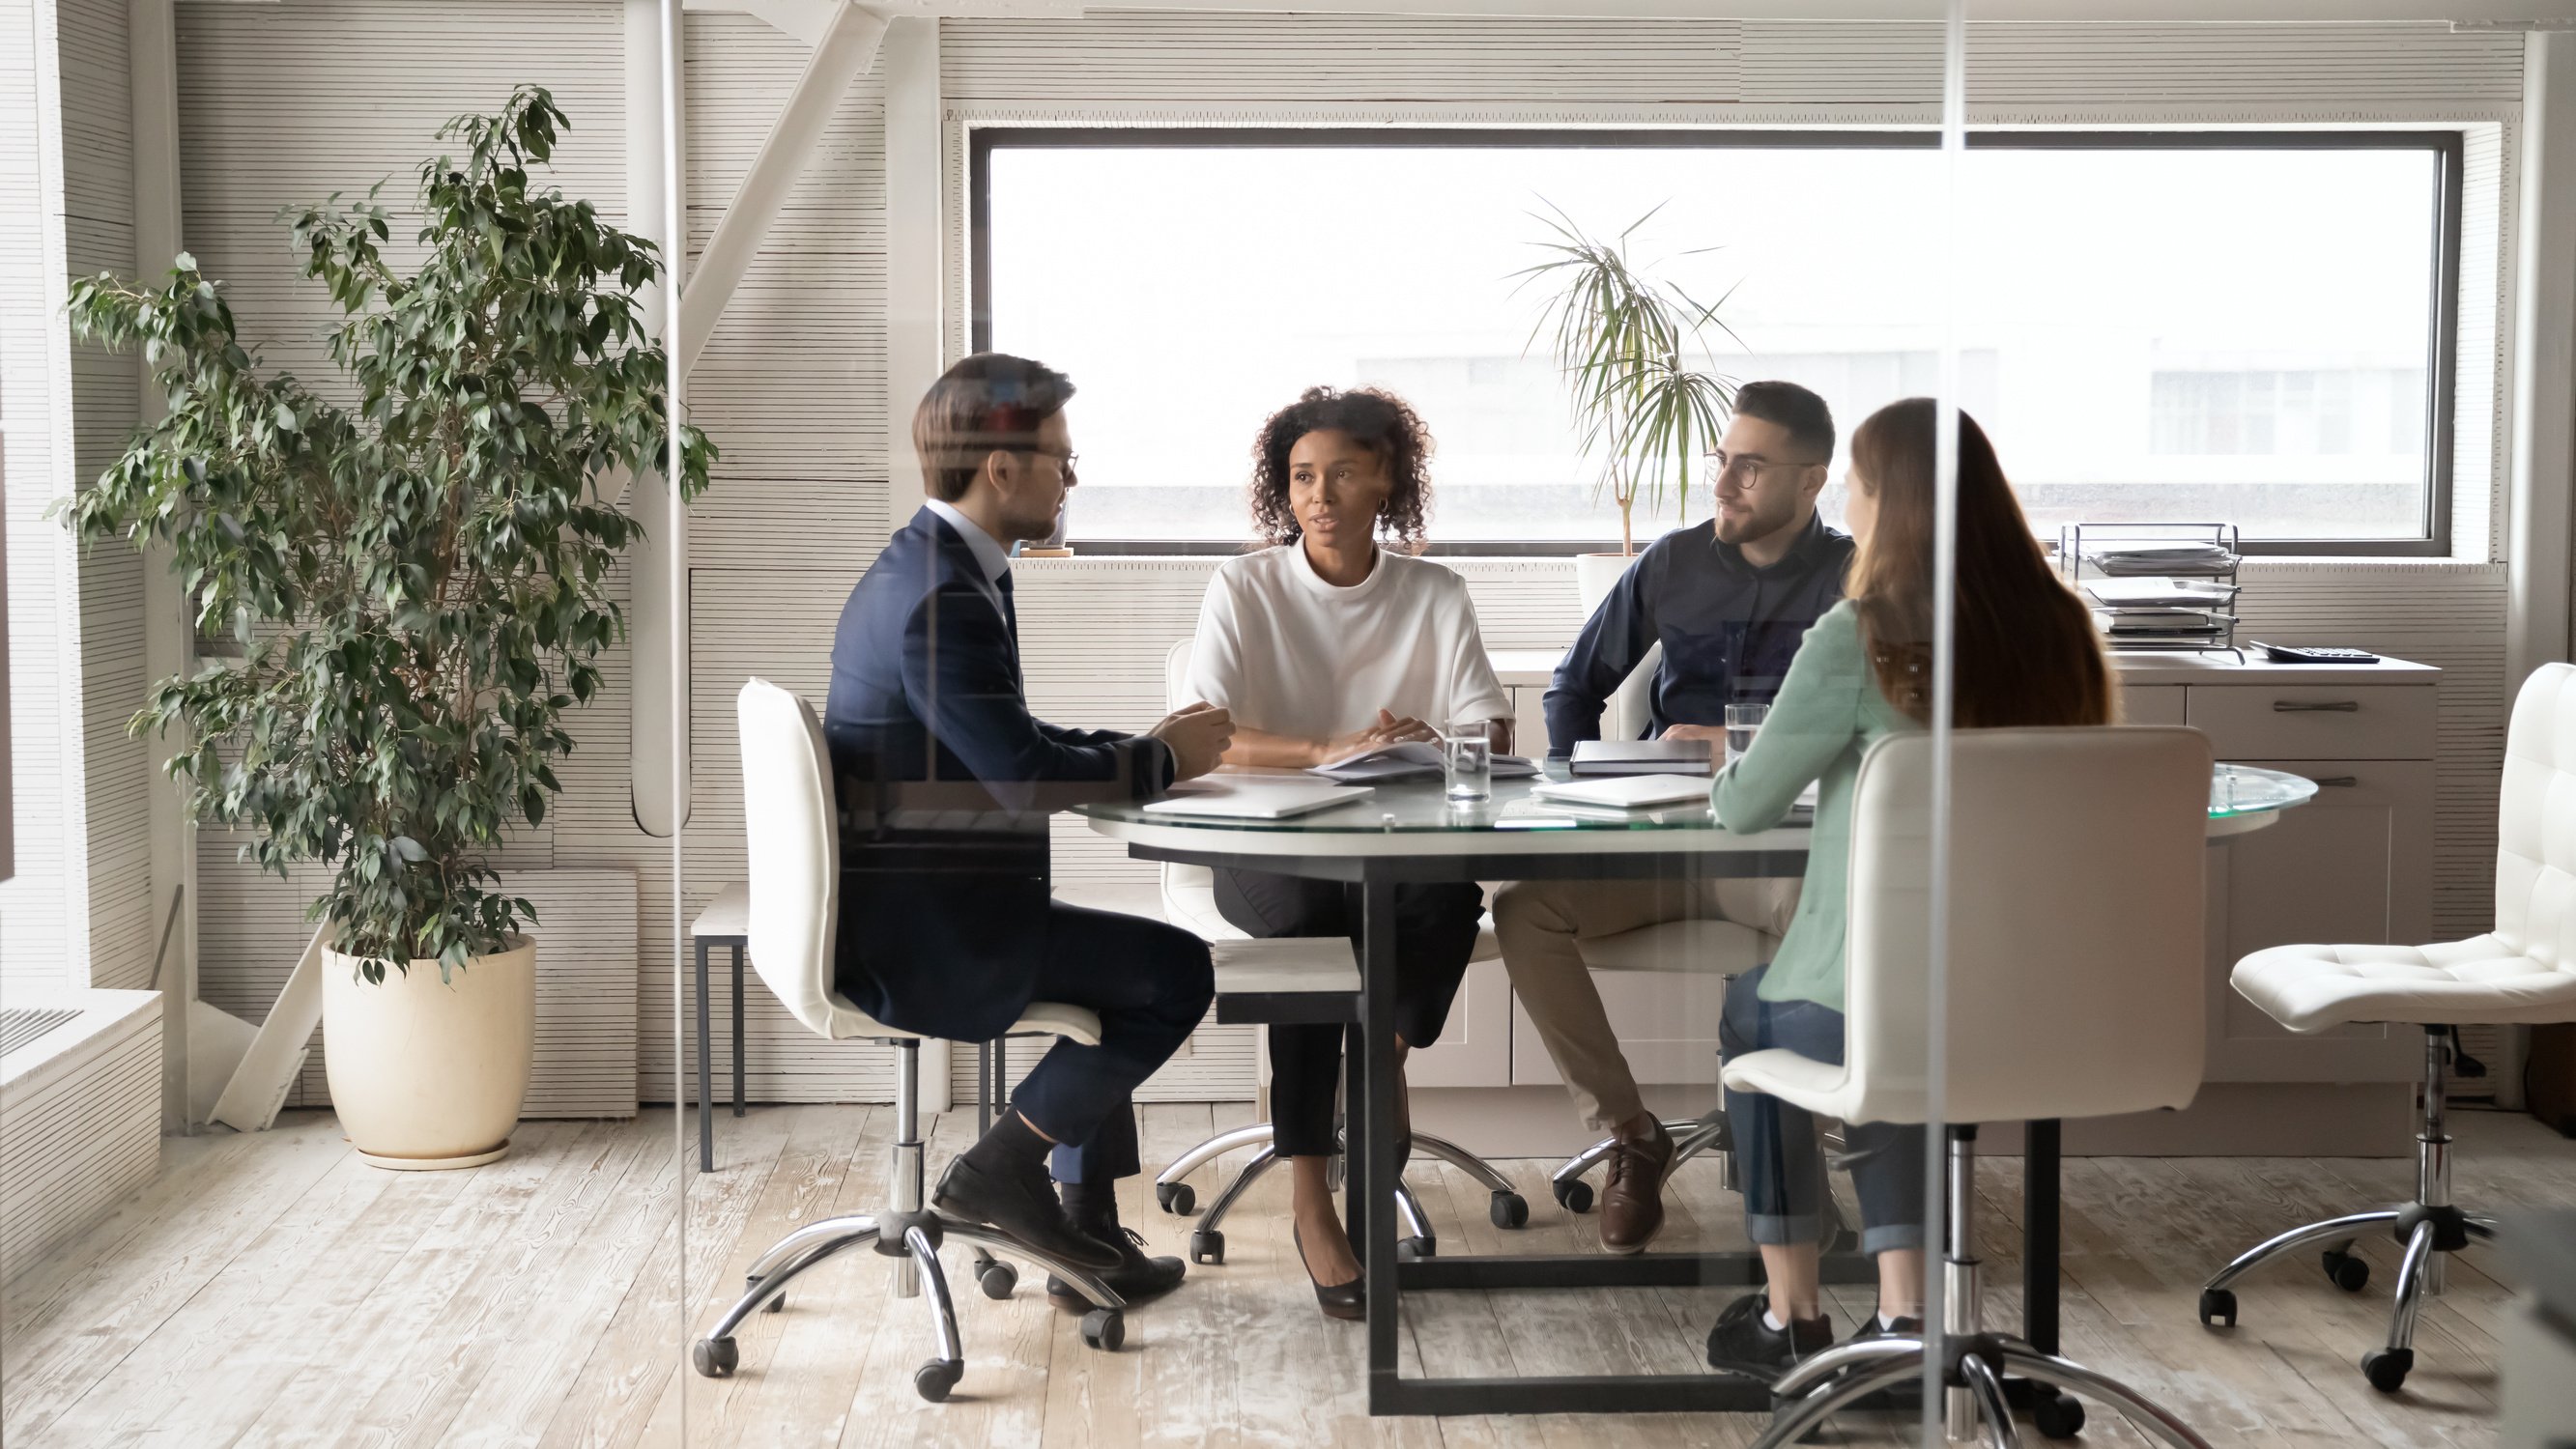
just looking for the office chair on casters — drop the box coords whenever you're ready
[692,680,1127,1404]
[1725,728,2219,1448]
[2198,661,2576,1394]
[1149,639,1530,1261]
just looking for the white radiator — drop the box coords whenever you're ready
[0,990,164,1285]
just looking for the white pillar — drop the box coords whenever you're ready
[627,0,690,838]
[130,0,195,1132]
[2509,29,2576,688]
[882,14,942,525]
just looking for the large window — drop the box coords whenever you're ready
[976,130,2460,555]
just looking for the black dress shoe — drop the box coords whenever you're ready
[1703,1290,1833,1380]
[1046,1224,1187,1312]
[1843,1311,1924,1348]
[933,1156,1122,1271]
[1295,1222,1366,1321]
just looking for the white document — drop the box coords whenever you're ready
[1143,781,1377,820]
[1528,774,1713,810]
[1309,740,1538,783]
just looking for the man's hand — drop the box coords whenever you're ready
[1151,700,1236,781]
[1659,724,1727,745]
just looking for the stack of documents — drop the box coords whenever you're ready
[1309,741,1538,783]
[2079,576,2239,610]
[2082,543,2239,577]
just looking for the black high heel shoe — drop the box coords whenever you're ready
[1293,1221,1366,1321]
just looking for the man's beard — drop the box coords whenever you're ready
[1714,502,1790,546]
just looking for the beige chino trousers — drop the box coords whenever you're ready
[1491,875,1800,1131]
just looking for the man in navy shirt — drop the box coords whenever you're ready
[1495,381,1852,1257]
[827,354,1233,1310]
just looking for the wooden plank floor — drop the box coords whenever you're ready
[5,1103,2566,1447]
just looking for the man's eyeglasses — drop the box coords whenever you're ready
[1703,452,1808,488]
[1020,447,1078,476]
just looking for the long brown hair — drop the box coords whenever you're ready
[1845,399,2112,728]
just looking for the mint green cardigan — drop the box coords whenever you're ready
[1710,600,1917,1014]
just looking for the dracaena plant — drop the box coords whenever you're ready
[1519,203,1740,556]
[57,86,713,981]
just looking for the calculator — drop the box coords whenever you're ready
[2250,641,2380,665]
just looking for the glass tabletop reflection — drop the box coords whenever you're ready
[1073,761,2319,836]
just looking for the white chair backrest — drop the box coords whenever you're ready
[736,678,858,1039]
[2495,662,2576,968]
[1603,641,1661,744]
[1842,726,2213,1126]
[1161,639,1216,902]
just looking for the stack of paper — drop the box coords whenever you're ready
[1308,741,1538,783]
[2083,543,2239,577]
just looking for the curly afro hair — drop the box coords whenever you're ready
[1248,385,1436,550]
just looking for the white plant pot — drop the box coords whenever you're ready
[1574,550,1640,615]
[322,935,535,1170]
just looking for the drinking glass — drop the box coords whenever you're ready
[1724,703,1769,765]
[1444,719,1493,803]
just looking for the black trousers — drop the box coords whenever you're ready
[1213,869,1484,1159]
[1013,901,1216,1184]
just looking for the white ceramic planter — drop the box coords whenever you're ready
[322,935,535,1170]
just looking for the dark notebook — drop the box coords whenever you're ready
[1569,738,1715,776]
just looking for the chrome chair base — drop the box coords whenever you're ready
[1549,1113,1732,1212]
[694,1037,1125,1402]
[2197,1026,2498,1394]
[1155,1124,1530,1263]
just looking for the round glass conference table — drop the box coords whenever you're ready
[1076,763,2317,1418]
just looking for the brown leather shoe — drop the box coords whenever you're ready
[1596,1120,1674,1254]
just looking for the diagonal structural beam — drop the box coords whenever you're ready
[677,0,889,378]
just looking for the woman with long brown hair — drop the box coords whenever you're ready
[1700,398,2112,1379]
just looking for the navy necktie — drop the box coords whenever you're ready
[995,569,1024,687]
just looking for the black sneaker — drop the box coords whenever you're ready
[1844,1311,1925,1349]
[1046,1223,1187,1312]
[1704,1291,1834,1380]
[933,1155,1123,1271]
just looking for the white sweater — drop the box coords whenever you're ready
[1187,544,1511,742]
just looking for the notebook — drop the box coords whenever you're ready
[1309,741,1539,783]
[1141,781,1376,821]
[1568,738,1715,776]
[1528,774,1713,810]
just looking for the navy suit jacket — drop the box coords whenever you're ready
[823,505,1172,1040]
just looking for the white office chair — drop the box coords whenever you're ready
[1724,727,2218,1449]
[2199,662,2576,1394]
[1148,639,1532,1261]
[691,680,1127,1403]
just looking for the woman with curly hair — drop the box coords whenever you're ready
[1183,384,1513,1320]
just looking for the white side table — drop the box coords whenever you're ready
[689,883,750,1172]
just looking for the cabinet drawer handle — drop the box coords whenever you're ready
[2309,776,2360,788]
[2273,700,2361,713]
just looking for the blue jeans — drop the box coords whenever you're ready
[1719,965,1927,1258]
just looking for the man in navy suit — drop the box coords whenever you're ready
[826,354,1231,1309]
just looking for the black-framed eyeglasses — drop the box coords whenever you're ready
[1020,447,1078,475]
[1703,452,1807,487]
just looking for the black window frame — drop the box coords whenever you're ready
[970,126,2465,559]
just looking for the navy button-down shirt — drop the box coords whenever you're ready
[1542,512,1856,754]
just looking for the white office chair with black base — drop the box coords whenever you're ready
[2197,661,2576,1394]
[691,680,1127,1403]
[1147,639,1531,1261]
[1724,727,2219,1448]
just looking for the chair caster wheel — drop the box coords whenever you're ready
[2323,1248,2370,1293]
[977,1260,1018,1300]
[1553,1178,1594,1214]
[2361,1348,2412,1393]
[915,1358,963,1403]
[2032,1389,2086,1439]
[1158,1180,1196,1216]
[748,1274,784,1313]
[1489,1191,1530,1230]
[693,1337,739,1378]
[1397,1236,1435,1262]
[1082,1308,1126,1351]
[1189,1228,1225,1264]
[2196,1287,2237,1327]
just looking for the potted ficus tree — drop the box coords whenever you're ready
[59,87,712,1169]
[1518,203,1738,612]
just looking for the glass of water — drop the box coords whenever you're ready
[1724,703,1769,765]
[1444,719,1493,803]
